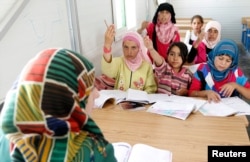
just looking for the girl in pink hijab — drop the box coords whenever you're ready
[187,20,221,64]
[101,25,157,93]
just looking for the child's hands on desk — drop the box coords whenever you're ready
[175,88,188,96]
[219,82,236,97]
[206,90,221,103]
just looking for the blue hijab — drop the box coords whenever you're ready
[207,39,239,81]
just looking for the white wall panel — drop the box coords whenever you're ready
[170,0,250,43]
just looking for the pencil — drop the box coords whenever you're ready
[104,20,108,28]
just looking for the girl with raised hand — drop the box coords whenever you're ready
[102,25,157,93]
[187,20,221,64]
[144,36,192,96]
[137,2,180,61]
[184,15,204,52]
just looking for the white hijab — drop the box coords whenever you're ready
[202,20,221,49]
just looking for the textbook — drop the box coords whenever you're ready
[94,89,126,108]
[147,101,195,120]
[94,89,151,108]
[199,101,238,117]
[112,142,172,162]
[199,96,250,116]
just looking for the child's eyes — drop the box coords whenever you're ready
[218,57,232,62]
[169,52,181,57]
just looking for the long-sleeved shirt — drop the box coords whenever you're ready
[102,56,157,94]
[155,61,193,95]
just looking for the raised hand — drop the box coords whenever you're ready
[143,36,153,50]
[104,24,116,49]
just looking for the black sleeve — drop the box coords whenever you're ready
[187,46,198,63]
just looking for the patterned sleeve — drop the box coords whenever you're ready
[188,64,204,96]
[236,68,250,88]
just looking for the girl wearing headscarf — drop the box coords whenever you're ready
[187,20,221,64]
[137,2,180,61]
[102,25,157,93]
[0,48,117,162]
[188,39,250,103]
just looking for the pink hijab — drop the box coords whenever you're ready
[156,15,178,44]
[122,31,151,71]
[202,20,221,49]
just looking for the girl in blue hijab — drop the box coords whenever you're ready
[188,39,250,103]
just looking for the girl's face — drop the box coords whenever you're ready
[167,46,183,71]
[206,27,219,41]
[214,55,232,71]
[157,10,171,24]
[123,40,139,61]
[191,18,203,34]
[85,88,99,115]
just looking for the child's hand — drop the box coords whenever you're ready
[206,90,221,103]
[193,31,205,48]
[197,31,205,42]
[141,21,149,30]
[219,82,236,97]
[143,36,153,50]
[175,88,188,96]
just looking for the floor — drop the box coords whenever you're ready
[238,43,250,139]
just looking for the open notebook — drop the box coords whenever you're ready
[94,89,151,108]
[199,96,250,116]
[112,142,172,162]
[147,101,196,120]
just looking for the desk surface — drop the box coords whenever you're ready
[92,105,250,162]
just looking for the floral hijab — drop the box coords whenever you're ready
[0,48,116,162]
[207,39,239,81]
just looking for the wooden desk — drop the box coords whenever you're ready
[92,105,250,162]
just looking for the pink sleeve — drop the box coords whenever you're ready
[154,61,167,77]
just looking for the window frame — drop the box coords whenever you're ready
[111,0,136,41]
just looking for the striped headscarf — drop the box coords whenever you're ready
[0,48,116,162]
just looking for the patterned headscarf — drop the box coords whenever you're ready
[202,20,221,49]
[123,31,151,71]
[208,39,239,81]
[0,48,115,161]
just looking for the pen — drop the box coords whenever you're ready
[104,19,108,28]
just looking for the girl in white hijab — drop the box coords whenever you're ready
[187,20,221,64]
